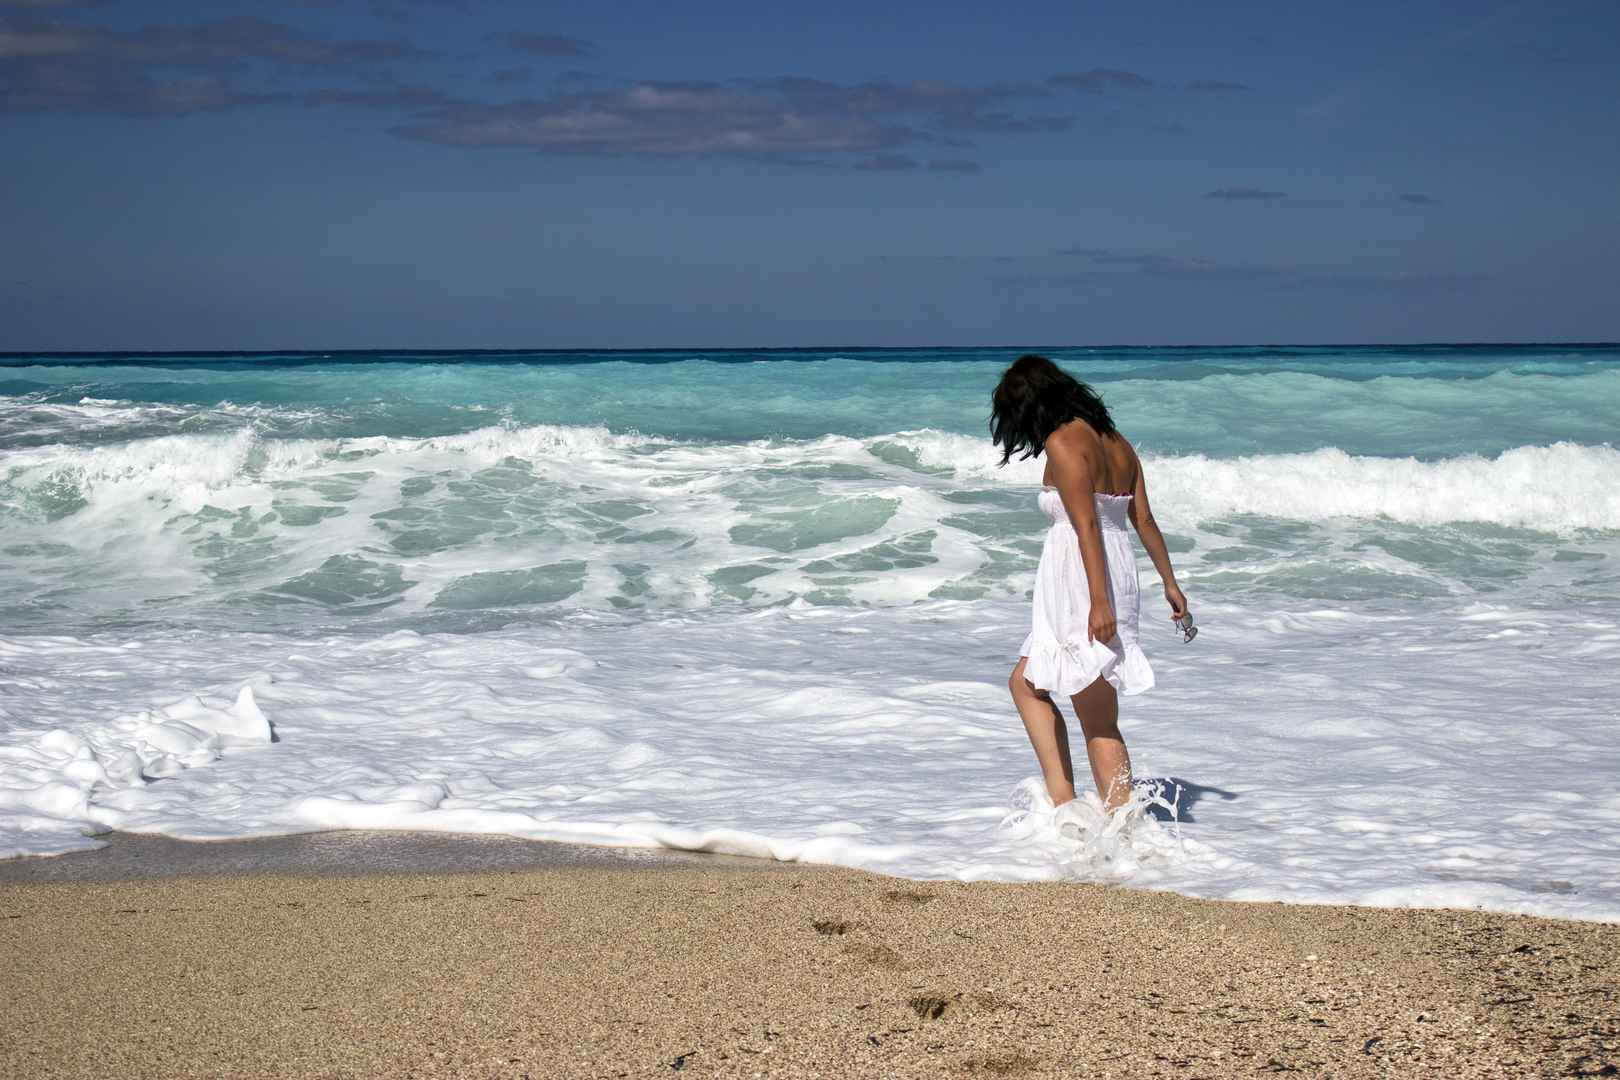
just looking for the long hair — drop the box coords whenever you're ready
[989,353,1116,466]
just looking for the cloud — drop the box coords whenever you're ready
[394,77,1076,161]
[935,109,1069,134]
[1186,79,1251,93]
[365,0,475,22]
[757,75,1065,136]
[0,15,424,66]
[1,12,1084,161]
[302,83,458,109]
[488,31,590,57]
[1206,186,1286,200]
[1399,192,1442,206]
[287,0,473,17]
[854,153,917,171]
[994,270,1114,289]
[0,57,271,114]
[0,14,429,114]
[1049,69,1152,92]
[1289,271,1483,293]
[851,156,982,176]
[1060,247,1282,281]
[1056,246,1484,292]
[0,17,1241,174]
[760,75,1046,113]
[395,81,918,156]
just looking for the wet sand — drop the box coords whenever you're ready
[0,830,755,885]
[3,851,1616,1078]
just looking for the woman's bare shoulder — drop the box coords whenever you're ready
[1046,418,1103,456]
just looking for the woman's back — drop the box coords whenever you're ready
[1042,421,1139,497]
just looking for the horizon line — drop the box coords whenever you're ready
[4,340,1617,360]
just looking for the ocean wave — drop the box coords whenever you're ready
[7,354,1620,456]
[1152,444,1620,532]
[4,421,1618,533]
[893,430,1620,532]
[1,423,1615,632]
[7,422,1618,530]
[0,394,349,448]
[0,423,658,508]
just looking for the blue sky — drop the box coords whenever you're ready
[3,0,1617,349]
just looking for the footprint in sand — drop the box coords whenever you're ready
[843,942,907,970]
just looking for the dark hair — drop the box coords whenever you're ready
[989,353,1116,466]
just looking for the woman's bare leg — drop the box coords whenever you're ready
[1009,657,1078,806]
[1071,676,1132,809]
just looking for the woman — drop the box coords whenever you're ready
[991,354,1189,814]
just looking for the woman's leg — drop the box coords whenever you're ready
[1009,657,1078,806]
[1071,676,1132,810]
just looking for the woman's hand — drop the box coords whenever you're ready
[1088,602,1117,644]
[1165,583,1188,620]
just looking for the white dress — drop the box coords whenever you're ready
[1018,488,1155,697]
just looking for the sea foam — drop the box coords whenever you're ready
[2,598,1617,921]
[10,423,1616,531]
[2,424,1616,634]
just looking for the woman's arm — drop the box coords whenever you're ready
[1126,450,1189,619]
[1046,432,1117,643]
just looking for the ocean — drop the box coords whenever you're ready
[2,345,1617,920]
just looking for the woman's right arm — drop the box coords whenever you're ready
[1127,452,1189,619]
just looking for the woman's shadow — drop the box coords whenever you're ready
[1137,777,1238,823]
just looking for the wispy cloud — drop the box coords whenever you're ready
[395,77,1073,160]
[935,109,1070,134]
[1399,192,1442,206]
[1186,79,1251,93]
[395,82,915,156]
[1049,69,1152,92]
[488,31,591,57]
[1284,271,1484,294]
[0,14,424,65]
[756,75,1067,135]
[1052,246,1484,293]
[854,153,917,171]
[1059,247,1282,281]
[0,13,1247,173]
[0,13,426,113]
[302,83,457,109]
[1206,186,1287,200]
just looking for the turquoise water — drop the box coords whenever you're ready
[1,345,1616,633]
[4,344,1618,453]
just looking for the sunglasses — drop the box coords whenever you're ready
[1174,613,1198,644]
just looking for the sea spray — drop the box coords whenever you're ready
[998,775,1191,880]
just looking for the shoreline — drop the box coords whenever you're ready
[0,829,766,885]
[4,856,1616,1077]
[6,829,1619,927]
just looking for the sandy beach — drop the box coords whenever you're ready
[3,844,1615,1079]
